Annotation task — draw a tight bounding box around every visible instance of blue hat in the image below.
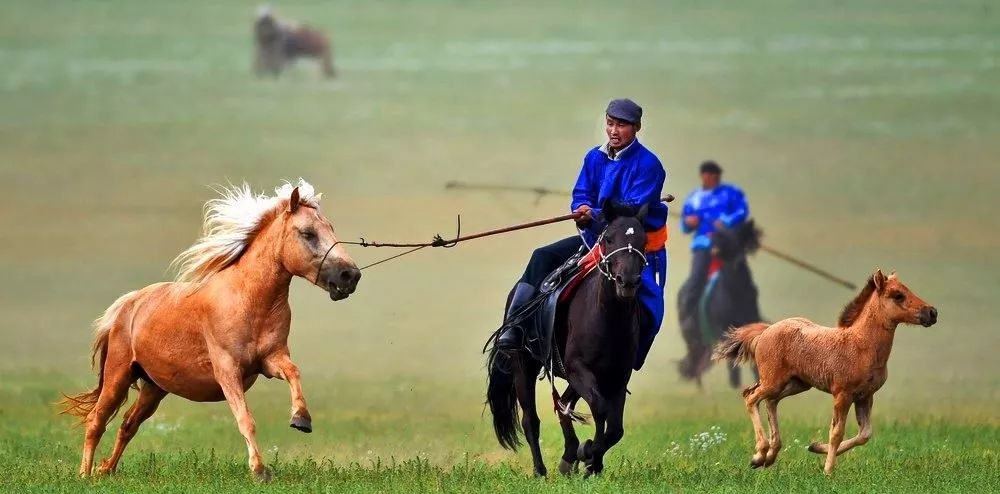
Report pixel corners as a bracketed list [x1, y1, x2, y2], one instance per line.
[606, 98, 642, 124]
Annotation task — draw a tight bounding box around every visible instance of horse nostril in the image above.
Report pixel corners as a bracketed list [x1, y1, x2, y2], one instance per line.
[928, 307, 938, 319]
[340, 267, 361, 286]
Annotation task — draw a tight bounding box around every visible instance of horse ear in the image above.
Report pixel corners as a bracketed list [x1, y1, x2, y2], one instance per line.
[872, 269, 887, 292]
[288, 186, 301, 214]
[600, 198, 616, 222]
[636, 203, 650, 222]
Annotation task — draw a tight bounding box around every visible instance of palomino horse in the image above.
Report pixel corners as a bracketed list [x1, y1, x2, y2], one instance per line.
[487, 203, 650, 477]
[715, 269, 937, 474]
[60, 179, 360, 481]
[677, 220, 763, 388]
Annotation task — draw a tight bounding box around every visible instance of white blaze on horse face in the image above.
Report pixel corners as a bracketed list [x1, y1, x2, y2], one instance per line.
[626, 227, 635, 236]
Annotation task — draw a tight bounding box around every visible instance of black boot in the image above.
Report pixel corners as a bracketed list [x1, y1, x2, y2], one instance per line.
[496, 282, 536, 350]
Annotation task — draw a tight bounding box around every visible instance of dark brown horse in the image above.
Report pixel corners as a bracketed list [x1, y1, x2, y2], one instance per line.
[677, 220, 763, 388]
[486, 203, 649, 477]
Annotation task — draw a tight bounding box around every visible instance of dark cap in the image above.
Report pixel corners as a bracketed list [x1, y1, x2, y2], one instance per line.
[606, 98, 642, 124]
[699, 160, 723, 175]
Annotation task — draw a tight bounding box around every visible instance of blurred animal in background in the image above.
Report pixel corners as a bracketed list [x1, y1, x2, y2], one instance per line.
[253, 5, 335, 78]
[715, 269, 938, 474]
[677, 220, 764, 388]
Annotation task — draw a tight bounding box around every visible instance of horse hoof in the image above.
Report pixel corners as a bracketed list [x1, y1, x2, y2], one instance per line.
[558, 459, 578, 476]
[533, 467, 547, 478]
[807, 442, 823, 454]
[750, 455, 766, 469]
[290, 415, 312, 433]
[254, 468, 273, 483]
[577, 439, 593, 461]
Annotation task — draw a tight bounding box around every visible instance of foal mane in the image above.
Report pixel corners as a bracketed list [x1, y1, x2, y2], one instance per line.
[170, 178, 321, 283]
[837, 276, 877, 327]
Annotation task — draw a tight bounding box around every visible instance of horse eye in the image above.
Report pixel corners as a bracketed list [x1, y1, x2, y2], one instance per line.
[892, 292, 905, 303]
[299, 229, 317, 241]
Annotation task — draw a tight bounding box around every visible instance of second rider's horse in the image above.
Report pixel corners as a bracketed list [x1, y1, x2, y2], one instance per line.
[61, 180, 360, 481]
[486, 203, 650, 476]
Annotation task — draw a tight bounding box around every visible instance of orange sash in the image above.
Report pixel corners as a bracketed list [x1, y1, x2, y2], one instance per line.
[644, 225, 668, 252]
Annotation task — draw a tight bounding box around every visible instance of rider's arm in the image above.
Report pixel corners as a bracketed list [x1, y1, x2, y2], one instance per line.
[718, 186, 749, 228]
[622, 158, 666, 229]
[681, 192, 697, 234]
[571, 151, 598, 216]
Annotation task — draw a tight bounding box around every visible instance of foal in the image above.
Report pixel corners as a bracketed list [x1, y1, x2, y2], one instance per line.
[715, 269, 937, 474]
[61, 180, 360, 480]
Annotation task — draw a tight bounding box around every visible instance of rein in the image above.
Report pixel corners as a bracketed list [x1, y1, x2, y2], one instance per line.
[341, 195, 675, 272]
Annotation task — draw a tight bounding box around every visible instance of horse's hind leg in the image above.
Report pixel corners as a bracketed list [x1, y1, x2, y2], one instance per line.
[742, 382, 776, 469]
[263, 352, 312, 433]
[557, 388, 581, 475]
[97, 380, 167, 475]
[762, 398, 782, 466]
[511, 354, 546, 476]
[79, 347, 134, 477]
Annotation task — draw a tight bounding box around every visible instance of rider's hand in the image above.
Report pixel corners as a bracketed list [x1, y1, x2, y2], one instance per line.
[573, 205, 593, 226]
[684, 215, 700, 228]
[714, 219, 726, 230]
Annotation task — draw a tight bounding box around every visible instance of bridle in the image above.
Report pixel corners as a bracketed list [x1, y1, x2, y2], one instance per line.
[581, 226, 648, 283]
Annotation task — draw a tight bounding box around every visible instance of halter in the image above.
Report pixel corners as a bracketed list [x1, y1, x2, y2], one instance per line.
[581, 227, 648, 282]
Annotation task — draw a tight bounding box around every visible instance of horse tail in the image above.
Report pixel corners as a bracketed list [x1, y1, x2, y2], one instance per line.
[714, 322, 769, 365]
[485, 346, 521, 450]
[58, 290, 139, 423]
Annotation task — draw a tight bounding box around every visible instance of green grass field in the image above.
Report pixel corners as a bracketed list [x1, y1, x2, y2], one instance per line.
[1, 0, 998, 492]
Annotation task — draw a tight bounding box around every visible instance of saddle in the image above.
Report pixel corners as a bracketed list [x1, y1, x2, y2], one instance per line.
[505, 245, 603, 364]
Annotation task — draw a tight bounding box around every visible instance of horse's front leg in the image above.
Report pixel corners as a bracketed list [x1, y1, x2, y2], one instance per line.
[809, 394, 873, 457]
[263, 351, 312, 433]
[212, 355, 270, 482]
[566, 365, 608, 476]
[589, 390, 627, 475]
[557, 387, 581, 475]
[512, 354, 546, 477]
[821, 391, 852, 475]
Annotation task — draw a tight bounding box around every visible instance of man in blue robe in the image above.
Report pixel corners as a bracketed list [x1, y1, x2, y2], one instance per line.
[495, 98, 668, 370]
[678, 160, 749, 317]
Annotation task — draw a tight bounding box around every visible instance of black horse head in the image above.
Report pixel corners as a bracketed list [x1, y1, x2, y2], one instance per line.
[597, 200, 649, 299]
[712, 219, 762, 261]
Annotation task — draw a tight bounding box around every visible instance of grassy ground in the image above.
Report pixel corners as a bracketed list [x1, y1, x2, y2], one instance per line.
[1, 0, 998, 492]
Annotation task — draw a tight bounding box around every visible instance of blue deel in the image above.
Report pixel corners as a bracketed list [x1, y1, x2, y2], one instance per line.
[680, 183, 749, 251]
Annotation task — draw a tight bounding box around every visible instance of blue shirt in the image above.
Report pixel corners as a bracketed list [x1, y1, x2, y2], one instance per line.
[570, 139, 668, 248]
[680, 183, 749, 251]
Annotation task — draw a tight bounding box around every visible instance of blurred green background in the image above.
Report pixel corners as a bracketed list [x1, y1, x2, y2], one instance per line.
[0, 0, 997, 491]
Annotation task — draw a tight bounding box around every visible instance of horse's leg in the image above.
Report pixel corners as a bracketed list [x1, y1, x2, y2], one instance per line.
[762, 398, 782, 466]
[566, 366, 607, 476]
[742, 382, 774, 468]
[512, 354, 546, 477]
[96, 381, 167, 474]
[79, 348, 133, 477]
[821, 391, 852, 475]
[589, 390, 627, 475]
[263, 352, 312, 433]
[213, 359, 269, 482]
[557, 387, 581, 475]
[809, 394, 873, 456]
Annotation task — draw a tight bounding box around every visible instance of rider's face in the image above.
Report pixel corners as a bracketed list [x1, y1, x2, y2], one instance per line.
[605, 116, 638, 150]
[701, 172, 721, 189]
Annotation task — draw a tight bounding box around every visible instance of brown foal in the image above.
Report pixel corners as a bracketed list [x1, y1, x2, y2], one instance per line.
[715, 269, 937, 474]
[60, 180, 360, 481]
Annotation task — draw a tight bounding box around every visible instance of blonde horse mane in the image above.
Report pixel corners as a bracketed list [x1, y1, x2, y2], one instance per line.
[170, 178, 321, 283]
